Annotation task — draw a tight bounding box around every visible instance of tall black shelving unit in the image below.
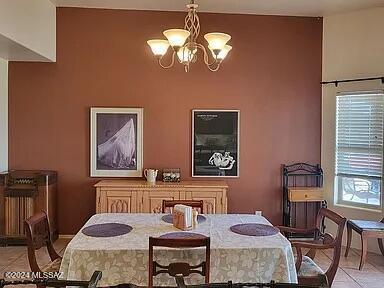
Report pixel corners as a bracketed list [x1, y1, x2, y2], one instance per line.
[282, 163, 326, 236]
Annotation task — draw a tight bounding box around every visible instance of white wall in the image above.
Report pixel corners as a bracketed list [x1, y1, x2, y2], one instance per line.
[0, 58, 7, 172]
[322, 7, 384, 253]
[0, 0, 56, 61]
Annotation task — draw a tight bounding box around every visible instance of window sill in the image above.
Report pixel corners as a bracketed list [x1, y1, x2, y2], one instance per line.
[334, 203, 382, 213]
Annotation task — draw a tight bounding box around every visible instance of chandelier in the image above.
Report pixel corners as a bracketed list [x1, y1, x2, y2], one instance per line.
[147, 0, 232, 72]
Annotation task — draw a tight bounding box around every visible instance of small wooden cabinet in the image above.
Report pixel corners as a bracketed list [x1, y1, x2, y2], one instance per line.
[95, 180, 228, 214]
[0, 170, 58, 246]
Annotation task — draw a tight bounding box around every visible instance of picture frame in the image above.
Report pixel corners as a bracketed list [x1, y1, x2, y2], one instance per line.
[90, 107, 143, 177]
[192, 109, 240, 177]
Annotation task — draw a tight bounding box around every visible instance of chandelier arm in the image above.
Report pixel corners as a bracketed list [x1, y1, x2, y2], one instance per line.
[206, 62, 222, 72]
[158, 51, 176, 69]
[196, 44, 217, 67]
[196, 43, 222, 71]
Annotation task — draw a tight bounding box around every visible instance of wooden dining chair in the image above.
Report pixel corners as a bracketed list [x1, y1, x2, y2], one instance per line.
[24, 211, 62, 275]
[148, 235, 210, 288]
[277, 208, 346, 287]
[162, 200, 204, 214]
[344, 217, 384, 270]
[174, 275, 328, 288]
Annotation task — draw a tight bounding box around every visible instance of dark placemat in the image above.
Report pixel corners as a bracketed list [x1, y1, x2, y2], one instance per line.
[230, 223, 279, 236]
[82, 223, 132, 237]
[159, 232, 207, 239]
[161, 214, 206, 224]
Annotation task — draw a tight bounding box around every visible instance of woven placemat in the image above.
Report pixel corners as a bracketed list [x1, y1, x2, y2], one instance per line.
[159, 232, 207, 239]
[82, 223, 133, 237]
[161, 214, 206, 224]
[230, 223, 279, 236]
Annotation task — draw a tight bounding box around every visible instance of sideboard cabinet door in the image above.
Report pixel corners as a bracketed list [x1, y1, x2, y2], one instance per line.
[185, 189, 226, 214]
[142, 190, 181, 213]
[98, 190, 137, 213]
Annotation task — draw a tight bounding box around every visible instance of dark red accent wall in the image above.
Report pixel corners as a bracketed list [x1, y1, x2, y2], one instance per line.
[8, 8, 322, 234]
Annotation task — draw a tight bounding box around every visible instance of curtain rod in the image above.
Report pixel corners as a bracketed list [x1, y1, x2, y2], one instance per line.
[321, 76, 384, 87]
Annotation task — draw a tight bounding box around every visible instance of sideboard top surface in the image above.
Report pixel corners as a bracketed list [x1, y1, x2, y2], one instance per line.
[94, 180, 228, 188]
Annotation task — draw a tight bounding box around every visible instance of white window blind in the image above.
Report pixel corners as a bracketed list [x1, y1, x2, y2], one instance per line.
[336, 91, 384, 179]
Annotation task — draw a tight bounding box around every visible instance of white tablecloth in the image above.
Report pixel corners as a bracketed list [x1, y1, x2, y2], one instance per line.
[59, 213, 297, 286]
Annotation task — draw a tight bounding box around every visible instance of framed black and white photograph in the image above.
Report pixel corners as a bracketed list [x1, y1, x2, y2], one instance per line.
[90, 107, 143, 177]
[192, 110, 240, 177]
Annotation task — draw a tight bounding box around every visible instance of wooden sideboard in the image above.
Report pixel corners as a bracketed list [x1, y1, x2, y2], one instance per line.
[95, 180, 228, 214]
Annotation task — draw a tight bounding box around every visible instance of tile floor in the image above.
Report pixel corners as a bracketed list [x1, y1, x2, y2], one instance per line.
[0, 239, 383, 287]
[0, 238, 69, 287]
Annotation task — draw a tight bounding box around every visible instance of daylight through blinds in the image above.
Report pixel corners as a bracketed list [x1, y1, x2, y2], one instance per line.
[336, 91, 384, 178]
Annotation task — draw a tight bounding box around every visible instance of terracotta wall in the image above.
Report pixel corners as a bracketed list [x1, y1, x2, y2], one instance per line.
[8, 8, 322, 234]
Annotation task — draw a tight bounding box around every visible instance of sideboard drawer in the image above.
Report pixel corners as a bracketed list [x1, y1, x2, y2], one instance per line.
[288, 187, 324, 202]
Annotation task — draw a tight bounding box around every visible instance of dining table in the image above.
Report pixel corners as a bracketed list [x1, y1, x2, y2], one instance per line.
[59, 213, 297, 287]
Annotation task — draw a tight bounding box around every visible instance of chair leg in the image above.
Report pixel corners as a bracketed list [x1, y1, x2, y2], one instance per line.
[345, 223, 352, 257]
[359, 234, 368, 270]
[378, 238, 384, 256]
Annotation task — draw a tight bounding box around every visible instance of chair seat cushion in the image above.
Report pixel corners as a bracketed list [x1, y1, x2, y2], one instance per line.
[41, 257, 62, 273]
[296, 256, 324, 277]
[349, 220, 384, 231]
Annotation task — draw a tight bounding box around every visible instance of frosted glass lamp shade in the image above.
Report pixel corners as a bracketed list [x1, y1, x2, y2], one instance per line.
[177, 46, 196, 63]
[204, 33, 231, 50]
[147, 40, 170, 56]
[163, 29, 190, 47]
[210, 44, 232, 60]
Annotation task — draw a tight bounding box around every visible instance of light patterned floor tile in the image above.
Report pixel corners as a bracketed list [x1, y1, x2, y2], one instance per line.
[332, 281, 362, 288]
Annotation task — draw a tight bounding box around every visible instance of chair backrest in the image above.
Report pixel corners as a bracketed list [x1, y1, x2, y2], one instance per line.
[24, 211, 61, 272]
[175, 276, 328, 288]
[162, 200, 204, 214]
[315, 208, 346, 245]
[148, 236, 210, 288]
[314, 208, 346, 285]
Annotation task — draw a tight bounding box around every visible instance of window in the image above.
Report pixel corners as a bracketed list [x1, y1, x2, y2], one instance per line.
[335, 91, 384, 209]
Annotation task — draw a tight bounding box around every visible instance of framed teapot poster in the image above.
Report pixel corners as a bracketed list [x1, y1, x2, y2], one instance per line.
[90, 107, 143, 177]
[192, 110, 239, 177]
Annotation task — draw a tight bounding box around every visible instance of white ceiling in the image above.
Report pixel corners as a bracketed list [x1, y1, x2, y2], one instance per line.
[50, 0, 384, 17]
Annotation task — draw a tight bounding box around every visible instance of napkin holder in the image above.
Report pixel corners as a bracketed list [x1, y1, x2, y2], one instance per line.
[173, 210, 193, 231]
